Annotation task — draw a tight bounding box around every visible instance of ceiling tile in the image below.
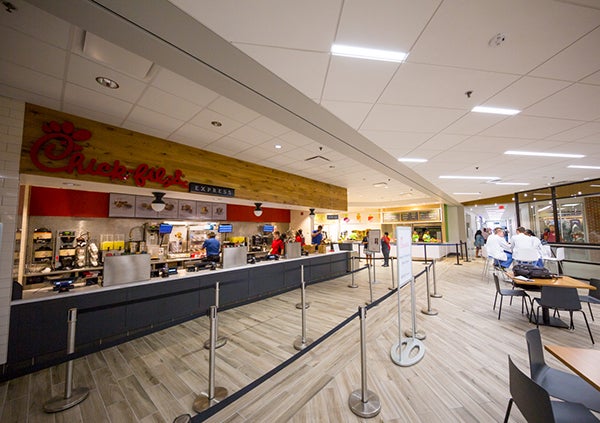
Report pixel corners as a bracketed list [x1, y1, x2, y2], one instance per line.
[443, 113, 507, 135]
[168, 123, 222, 148]
[137, 86, 203, 121]
[0, 83, 60, 111]
[530, 26, 600, 81]
[0, 60, 62, 100]
[228, 125, 274, 146]
[235, 43, 330, 100]
[64, 82, 133, 118]
[360, 130, 432, 152]
[208, 96, 260, 123]
[189, 108, 243, 135]
[523, 83, 600, 121]
[62, 102, 124, 127]
[247, 116, 292, 137]
[323, 56, 398, 103]
[582, 69, 600, 85]
[415, 134, 468, 151]
[121, 121, 172, 140]
[67, 54, 148, 103]
[170, 0, 341, 51]
[205, 135, 254, 156]
[320, 101, 372, 129]
[362, 104, 464, 132]
[0, 26, 66, 79]
[380, 63, 518, 109]
[481, 115, 584, 139]
[151, 68, 219, 107]
[546, 122, 600, 142]
[126, 105, 185, 133]
[483, 76, 571, 111]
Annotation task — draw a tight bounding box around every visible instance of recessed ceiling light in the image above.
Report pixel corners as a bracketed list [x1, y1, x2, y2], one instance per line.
[274, 144, 282, 149]
[439, 175, 499, 180]
[471, 106, 520, 115]
[453, 192, 481, 195]
[568, 165, 600, 169]
[331, 44, 408, 63]
[505, 150, 585, 158]
[373, 182, 388, 188]
[494, 182, 530, 186]
[211, 121, 222, 127]
[95, 76, 119, 89]
[398, 158, 427, 163]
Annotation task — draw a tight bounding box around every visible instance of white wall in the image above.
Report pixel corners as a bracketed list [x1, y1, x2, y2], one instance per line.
[445, 205, 466, 244]
[0, 97, 24, 364]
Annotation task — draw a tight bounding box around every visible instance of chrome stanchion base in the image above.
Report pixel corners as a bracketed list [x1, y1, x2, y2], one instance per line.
[390, 338, 425, 367]
[295, 302, 311, 309]
[203, 337, 228, 349]
[430, 293, 443, 298]
[192, 387, 228, 413]
[293, 336, 313, 351]
[348, 389, 381, 418]
[173, 414, 192, 423]
[43, 387, 89, 413]
[347, 284, 359, 288]
[421, 308, 438, 316]
[404, 328, 426, 340]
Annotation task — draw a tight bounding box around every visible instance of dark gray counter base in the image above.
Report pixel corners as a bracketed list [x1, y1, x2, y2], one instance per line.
[3, 253, 349, 381]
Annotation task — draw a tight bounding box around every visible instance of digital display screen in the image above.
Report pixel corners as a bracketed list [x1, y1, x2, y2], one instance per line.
[159, 223, 173, 234]
[262, 224, 274, 233]
[218, 224, 233, 233]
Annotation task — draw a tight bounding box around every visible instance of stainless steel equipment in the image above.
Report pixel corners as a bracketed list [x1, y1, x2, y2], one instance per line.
[55, 230, 77, 270]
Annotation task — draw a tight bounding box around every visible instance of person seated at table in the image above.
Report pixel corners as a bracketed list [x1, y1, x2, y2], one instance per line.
[486, 227, 513, 268]
[269, 231, 285, 255]
[525, 229, 544, 267]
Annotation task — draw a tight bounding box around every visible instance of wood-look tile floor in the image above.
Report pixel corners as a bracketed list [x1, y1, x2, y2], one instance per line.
[1, 258, 599, 422]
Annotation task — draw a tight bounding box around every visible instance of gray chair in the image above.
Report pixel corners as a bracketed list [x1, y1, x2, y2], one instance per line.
[493, 274, 530, 320]
[579, 278, 600, 321]
[504, 355, 599, 423]
[534, 286, 594, 344]
[525, 328, 600, 413]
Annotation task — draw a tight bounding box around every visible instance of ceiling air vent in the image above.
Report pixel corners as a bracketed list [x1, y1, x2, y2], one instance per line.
[305, 155, 331, 164]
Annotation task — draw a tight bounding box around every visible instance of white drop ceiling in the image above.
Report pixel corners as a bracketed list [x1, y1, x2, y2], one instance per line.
[2, 0, 600, 211]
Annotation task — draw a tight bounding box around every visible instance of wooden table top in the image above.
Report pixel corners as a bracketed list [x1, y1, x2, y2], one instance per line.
[545, 344, 600, 391]
[507, 273, 595, 290]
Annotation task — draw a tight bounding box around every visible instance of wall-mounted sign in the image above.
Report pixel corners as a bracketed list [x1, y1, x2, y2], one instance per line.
[326, 214, 339, 220]
[189, 182, 235, 197]
[400, 211, 419, 222]
[29, 120, 189, 189]
[418, 209, 440, 221]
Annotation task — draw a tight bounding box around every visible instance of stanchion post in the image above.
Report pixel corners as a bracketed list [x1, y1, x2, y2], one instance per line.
[430, 259, 442, 298]
[391, 277, 425, 366]
[388, 256, 395, 290]
[349, 306, 381, 418]
[44, 308, 89, 413]
[454, 243, 462, 266]
[421, 266, 438, 316]
[296, 265, 311, 308]
[366, 262, 373, 305]
[193, 306, 228, 412]
[348, 255, 358, 288]
[423, 244, 428, 264]
[204, 282, 228, 349]
[294, 265, 314, 350]
[463, 240, 470, 262]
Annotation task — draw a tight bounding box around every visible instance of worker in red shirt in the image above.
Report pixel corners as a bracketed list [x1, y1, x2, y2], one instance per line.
[269, 231, 285, 255]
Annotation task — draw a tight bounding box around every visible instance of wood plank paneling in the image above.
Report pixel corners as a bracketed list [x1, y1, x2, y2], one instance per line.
[21, 104, 347, 210]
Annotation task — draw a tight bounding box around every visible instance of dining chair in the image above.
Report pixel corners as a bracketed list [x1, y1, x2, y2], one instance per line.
[513, 247, 541, 264]
[525, 329, 600, 413]
[481, 245, 494, 281]
[579, 278, 600, 321]
[493, 274, 529, 320]
[543, 247, 565, 274]
[534, 286, 594, 344]
[504, 355, 599, 423]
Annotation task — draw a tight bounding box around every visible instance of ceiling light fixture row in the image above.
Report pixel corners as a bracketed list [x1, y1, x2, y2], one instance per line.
[95, 76, 119, 89]
[330, 44, 408, 63]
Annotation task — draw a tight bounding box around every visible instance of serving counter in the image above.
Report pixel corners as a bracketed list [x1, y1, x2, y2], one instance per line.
[5, 251, 350, 380]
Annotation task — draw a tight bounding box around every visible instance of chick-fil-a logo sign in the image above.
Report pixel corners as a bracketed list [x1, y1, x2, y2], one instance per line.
[30, 120, 189, 189]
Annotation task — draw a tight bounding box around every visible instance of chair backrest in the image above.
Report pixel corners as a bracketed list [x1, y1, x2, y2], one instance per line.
[589, 278, 600, 300]
[525, 329, 547, 380]
[493, 273, 501, 293]
[513, 247, 540, 262]
[481, 245, 488, 257]
[507, 356, 555, 423]
[539, 286, 581, 311]
[555, 247, 565, 261]
[541, 244, 552, 258]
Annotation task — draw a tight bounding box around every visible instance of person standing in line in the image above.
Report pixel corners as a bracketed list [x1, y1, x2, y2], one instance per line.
[381, 231, 391, 266]
[362, 230, 373, 266]
[474, 230, 485, 258]
[311, 225, 323, 246]
[482, 227, 490, 243]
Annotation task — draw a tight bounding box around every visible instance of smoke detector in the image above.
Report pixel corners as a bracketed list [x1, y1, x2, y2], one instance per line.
[488, 33, 507, 48]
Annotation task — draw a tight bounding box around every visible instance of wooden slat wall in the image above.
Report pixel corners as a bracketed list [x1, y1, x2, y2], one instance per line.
[20, 104, 347, 210]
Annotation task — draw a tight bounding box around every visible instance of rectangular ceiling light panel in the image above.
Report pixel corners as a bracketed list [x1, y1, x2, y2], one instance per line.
[331, 44, 408, 63]
[471, 106, 520, 115]
[505, 151, 585, 158]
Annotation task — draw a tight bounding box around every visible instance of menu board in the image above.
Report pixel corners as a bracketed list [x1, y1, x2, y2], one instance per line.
[418, 209, 440, 221]
[382, 212, 399, 222]
[211, 203, 227, 220]
[157, 198, 178, 219]
[177, 199, 198, 219]
[134, 195, 159, 218]
[108, 193, 135, 217]
[400, 211, 419, 222]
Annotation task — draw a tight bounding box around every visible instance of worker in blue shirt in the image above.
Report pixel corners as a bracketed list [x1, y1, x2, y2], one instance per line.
[203, 232, 221, 262]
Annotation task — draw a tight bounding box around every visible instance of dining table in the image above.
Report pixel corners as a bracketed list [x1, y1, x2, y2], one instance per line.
[545, 344, 600, 391]
[506, 272, 595, 327]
